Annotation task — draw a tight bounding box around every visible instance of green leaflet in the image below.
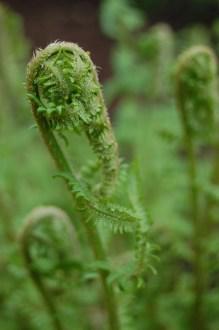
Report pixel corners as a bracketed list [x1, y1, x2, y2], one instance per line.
[57, 172, 139, 234]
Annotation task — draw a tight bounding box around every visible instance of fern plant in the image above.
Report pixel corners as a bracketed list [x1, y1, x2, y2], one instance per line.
[25, 41, 154, 330]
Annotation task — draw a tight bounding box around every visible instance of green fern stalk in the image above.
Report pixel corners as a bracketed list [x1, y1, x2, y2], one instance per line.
[26, 42, 120, 330]
[174, 46, 217, 330]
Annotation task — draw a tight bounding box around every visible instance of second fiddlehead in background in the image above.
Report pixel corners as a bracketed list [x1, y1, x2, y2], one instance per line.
[19, 206, 75, 330]
[174, 45, 218, 330]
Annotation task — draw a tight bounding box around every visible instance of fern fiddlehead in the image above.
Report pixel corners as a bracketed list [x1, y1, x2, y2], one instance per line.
[174, 46, 218, 330]
[175, 46, 217, 139]
[138, 23, 174, 101]
[26, 42, 120, 330]
[19, 206, 74, 330]
[27, 42, 119, 196]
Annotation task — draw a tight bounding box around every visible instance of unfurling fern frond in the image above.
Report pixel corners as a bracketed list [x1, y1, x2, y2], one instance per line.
[174, 46, 218, 330]
[26, 42, 119, 196]
[19, 206, 75, 330]
[26, 41, 156, 330]
[26, 42, 121, 330]
[174, 46, 218, 139]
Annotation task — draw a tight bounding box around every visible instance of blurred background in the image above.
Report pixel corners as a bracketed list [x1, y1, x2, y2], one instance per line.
[2, 0, 219, 82]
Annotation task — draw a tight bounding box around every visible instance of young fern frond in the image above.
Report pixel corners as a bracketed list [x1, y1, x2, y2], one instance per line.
[174, 46, 217, 139]
[19, 206, 74, 330]
[174, 46, 218, 330]
[26, 41, 155, 330]
[26, 42, 121, 330]
[138, 23, 174, 100]
[27, 41, 119, 196]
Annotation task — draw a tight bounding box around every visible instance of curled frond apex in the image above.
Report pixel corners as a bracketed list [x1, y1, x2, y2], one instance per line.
[19, 205, 74, 245]
[26, 41, 119, 196]
[174, 45, 218, 137]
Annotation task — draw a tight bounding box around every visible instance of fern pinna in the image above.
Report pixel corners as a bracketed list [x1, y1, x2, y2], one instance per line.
[26, 41, 154, 330]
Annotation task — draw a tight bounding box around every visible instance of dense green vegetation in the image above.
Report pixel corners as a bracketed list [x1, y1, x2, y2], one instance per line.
[2, 1, 219, 329]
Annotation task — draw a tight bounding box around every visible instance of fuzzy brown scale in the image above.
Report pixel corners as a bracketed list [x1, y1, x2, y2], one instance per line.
[27, 42, 119, 196]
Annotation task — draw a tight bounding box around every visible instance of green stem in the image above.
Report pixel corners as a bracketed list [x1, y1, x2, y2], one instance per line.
[85, 224, 120, 330]
[201, 141, 219, 308]
[181, 112, 205, 330]
[186, 137, 204, 330]
[34, 111, 120, 330]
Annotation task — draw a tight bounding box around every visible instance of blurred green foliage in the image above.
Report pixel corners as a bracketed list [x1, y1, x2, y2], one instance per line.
[2, 0, 219, 329]
[100, 1, 219, 330]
